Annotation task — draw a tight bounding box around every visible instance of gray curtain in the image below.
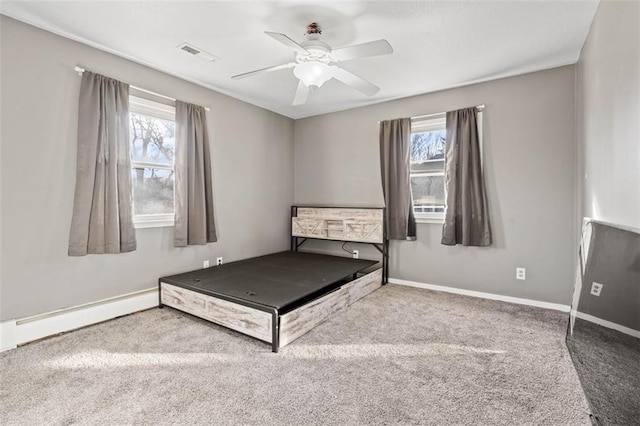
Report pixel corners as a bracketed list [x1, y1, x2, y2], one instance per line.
[174, 101, 217, 246]
[68, 72, 136, 256]
[379, 118, 416, 240]
[442, 107, 491, 246]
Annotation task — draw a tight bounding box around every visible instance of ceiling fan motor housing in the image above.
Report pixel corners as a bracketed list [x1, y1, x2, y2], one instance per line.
[297, 40, 331, 64]
[294, 37, 333, 89]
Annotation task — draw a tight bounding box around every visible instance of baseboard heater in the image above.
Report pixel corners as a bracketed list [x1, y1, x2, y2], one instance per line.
[1, 287, 158, 351]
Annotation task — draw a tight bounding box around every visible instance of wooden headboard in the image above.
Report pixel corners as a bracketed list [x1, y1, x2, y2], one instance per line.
[290, 206, 388, 283]
[291, 206, 384, 244]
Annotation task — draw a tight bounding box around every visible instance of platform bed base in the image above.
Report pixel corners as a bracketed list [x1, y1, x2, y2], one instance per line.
[160, 268, 382, 352]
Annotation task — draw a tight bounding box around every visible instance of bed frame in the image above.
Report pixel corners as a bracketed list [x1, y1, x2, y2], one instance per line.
[159, 206, 388, 352]
[290, 206, 389, 283]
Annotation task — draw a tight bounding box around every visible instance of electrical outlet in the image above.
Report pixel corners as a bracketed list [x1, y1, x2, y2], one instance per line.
[203, 260, 210, 268]
[216, 257, 223, 266]
[591, 282, 603, 296]
[353, 250, 359, 259]
[516, 267, 526, 280]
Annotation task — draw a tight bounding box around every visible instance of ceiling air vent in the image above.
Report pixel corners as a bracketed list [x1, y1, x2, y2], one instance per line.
[177, 43, 219, 62]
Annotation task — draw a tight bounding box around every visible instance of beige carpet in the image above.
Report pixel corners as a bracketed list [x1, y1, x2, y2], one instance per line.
[0, 284, 590, 425]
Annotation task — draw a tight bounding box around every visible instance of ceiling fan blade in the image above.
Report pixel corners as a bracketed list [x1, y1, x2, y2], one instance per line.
[330, 66, 380, 96]
[265, 31, 309, 54]
[231, 63, 295, 80]
[331, 39, 393, 61]
[292, 80, 310, 105]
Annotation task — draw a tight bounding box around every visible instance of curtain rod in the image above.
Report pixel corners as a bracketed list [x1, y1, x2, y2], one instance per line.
[377, 104, 485, 124]
[73, 66, 210, 111]
[411, 104, 485, 121]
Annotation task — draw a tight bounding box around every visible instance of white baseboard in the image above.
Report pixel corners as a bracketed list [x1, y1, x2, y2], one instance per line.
[1, 287, 158, 352]
[0, 320, 18, 352]
[389, 278, 571, 312]
[5, 280, 636, 352]
[573, 311, 640, 339]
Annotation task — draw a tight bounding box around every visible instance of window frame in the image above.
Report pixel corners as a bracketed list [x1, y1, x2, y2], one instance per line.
[410, 114, 447, 224]
[129, 94, 176, 229]
[409, 110, 484, 224]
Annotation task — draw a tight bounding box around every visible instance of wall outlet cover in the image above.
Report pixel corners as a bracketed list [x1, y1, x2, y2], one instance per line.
[203, 260, 210, 268]
[516, 267, 526, 280]
[590, 282, 603, 296]
[216, 257, 223, 266]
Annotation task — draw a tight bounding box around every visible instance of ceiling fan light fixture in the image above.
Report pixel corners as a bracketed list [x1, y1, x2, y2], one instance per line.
[231, 23, 392, 105]
[294, 62, 332, 89]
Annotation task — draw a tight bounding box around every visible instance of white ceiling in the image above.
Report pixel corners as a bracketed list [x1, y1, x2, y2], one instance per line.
[1, 1, 599, 119]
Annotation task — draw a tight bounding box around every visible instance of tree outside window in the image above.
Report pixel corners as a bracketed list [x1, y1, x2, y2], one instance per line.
[410, 115, 446, 219]
[129, 96, 176, 224]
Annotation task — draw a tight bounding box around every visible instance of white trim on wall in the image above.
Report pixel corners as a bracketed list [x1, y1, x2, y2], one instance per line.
[4, 278, 637, 352]
[573, 311, 640, 339]
[389, 278, 571, 312]
[0, 320, 18, 352]
[1, 287, 158, 352]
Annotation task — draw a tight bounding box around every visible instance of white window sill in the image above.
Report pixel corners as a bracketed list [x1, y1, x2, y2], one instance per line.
[133, 214, 174, 229]
[415, 216, 444, 224]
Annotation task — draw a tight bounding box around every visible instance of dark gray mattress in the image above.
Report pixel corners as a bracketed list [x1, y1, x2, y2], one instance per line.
[160, 251, 377, 313]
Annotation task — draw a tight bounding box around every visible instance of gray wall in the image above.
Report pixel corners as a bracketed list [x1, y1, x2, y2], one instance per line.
[577, 0, 640, 230]
[295, 66, 578, 305]
[7, 2, 636, 320]
[0, 16, 294, 321]
[577, 221, 640, 331]
[573, 0, 640, 329]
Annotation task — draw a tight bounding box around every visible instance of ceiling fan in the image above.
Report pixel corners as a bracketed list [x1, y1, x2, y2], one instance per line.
[231, 23, 393, 105]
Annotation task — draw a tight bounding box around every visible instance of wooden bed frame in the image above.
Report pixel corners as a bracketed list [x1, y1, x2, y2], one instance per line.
[159, 206, 387, 352]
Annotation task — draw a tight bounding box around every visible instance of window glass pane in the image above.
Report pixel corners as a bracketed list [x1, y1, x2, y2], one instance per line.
[410, 130, 446, 167]
[130, 112, 175, 165]
[132, 168, 174, 215]
[411, 174, 445, 210]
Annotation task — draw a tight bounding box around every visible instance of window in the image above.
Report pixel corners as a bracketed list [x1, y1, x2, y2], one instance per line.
[129, 94, 176, 228]
[410, 114, 446, 222]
